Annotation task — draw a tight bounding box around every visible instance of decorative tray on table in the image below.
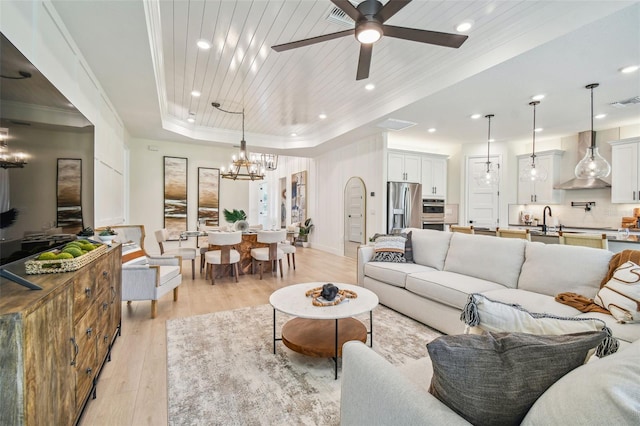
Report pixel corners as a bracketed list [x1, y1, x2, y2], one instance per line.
[24, 240, 107, 274]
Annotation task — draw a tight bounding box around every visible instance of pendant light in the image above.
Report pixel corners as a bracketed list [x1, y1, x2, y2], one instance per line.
[574, 83, 611, 179]
[474, 114, 499, 187]
[519, 101, 547, 182]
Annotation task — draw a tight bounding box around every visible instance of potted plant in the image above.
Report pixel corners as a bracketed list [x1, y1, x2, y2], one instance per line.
[98, 226, 117, 243]
[298, 218, 314, 247]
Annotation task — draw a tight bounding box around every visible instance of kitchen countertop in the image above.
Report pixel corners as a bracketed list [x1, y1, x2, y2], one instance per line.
[473, 225, 640, 245]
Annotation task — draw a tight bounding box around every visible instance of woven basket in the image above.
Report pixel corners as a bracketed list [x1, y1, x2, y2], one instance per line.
[25, 243, 108, 274]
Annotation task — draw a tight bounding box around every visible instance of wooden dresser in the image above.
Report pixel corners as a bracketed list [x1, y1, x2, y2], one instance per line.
[0, 243, 122, 425]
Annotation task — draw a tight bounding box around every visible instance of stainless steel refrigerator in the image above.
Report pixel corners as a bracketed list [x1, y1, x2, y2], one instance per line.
[387, 181, 422, 234]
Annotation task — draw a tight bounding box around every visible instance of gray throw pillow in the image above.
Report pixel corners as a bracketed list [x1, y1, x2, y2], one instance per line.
[426, 330, 606, 426]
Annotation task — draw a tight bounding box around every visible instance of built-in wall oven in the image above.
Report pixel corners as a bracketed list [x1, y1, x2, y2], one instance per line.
[422, 198, 445, 231]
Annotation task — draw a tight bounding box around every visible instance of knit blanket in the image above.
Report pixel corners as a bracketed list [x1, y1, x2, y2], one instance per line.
[555, 249, 640, 314]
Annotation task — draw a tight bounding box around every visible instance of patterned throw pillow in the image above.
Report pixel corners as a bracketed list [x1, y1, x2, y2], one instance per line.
[461, 293, 618, 358]
[371, 231, 413, 263]
[427, 330, 607, 426]
[371, 235, 407, 263]
[594, 261, 640, 323]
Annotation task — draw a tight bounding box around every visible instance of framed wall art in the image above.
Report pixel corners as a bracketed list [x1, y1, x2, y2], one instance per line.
[279, 176, 286, 228]
[197, 167, 220, 227]
[56, 158, 84, 234]
[164, 156, 188, 240]
[291, 170, 306, 224]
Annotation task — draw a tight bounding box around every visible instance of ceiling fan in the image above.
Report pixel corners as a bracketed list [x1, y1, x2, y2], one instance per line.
[271, 0, 469, 80]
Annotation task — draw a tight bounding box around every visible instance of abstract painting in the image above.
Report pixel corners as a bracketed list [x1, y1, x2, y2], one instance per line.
[279, 177, 286, 228]
[198, 167, 220, 226]
[56, 158, 83, 234]
[291, 170, 306, 224]
[164, 156, 188, 240]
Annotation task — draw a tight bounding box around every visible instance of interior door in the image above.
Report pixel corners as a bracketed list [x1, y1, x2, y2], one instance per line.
[344, 177, 366, 259]
[466, 156, 500, 228]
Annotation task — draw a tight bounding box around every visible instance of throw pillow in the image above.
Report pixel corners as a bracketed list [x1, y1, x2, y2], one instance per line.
[460, 293, 618, 357]
[594, 261, 640, 323]
[371, 231, 414, 263]
[427, 330, 607, 426]
[121, 244, 148, 265]
[371, 235, 407, 263]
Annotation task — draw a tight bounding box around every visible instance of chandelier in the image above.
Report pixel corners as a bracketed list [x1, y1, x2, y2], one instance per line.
[0, 128, 28, 169]
[212, 102, 273, 181]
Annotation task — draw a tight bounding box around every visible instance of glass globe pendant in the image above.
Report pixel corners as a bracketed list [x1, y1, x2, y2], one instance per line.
[520, 101, 547, 182]
[575, 84, 611, 179]
[474, 114, 500, 187]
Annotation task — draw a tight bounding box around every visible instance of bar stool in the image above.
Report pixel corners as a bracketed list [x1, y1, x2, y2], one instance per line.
[204, 231, 242, 285]
[251, 230, 286, 279]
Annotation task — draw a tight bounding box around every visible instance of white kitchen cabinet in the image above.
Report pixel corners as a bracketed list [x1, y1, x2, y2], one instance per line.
[517, 150, 564, 204]
[610, 138, 640, 203]
[421, 156, 447, 198]
[388, 151, 421, 183]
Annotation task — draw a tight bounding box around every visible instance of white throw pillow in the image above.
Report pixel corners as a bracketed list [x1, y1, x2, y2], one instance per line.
[594, 261, 640, 323]
[461, 293, 619, 358]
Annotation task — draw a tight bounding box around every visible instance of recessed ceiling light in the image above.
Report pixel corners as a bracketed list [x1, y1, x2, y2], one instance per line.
[365, 83, 375, 91]
[531, 94, 545, 101]
[191, 90, 201, 97]
[187, 117, 195, 123]
[620, 65, 639, 74]
[456, 20, 473, 32]
[489, 138, 495, 143]
[197, 39, 211, 50]
[594, 113, 607, 119]
[290, 133, 297, 137]
[318, 113, 327, 120]
[470, 114, 482, 119]
[427, 128, 436, 133]
[534, 127, 543, 132]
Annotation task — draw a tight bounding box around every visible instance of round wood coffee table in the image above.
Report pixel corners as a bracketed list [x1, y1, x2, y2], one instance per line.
[269, 282, 379, 379]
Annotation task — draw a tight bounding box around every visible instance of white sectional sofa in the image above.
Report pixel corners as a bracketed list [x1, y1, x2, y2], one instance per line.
[357, 228, 640, 344]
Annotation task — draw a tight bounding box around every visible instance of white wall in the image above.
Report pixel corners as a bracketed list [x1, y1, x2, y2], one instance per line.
[2, 0, 127, 228]
[128, 138, 250, 254]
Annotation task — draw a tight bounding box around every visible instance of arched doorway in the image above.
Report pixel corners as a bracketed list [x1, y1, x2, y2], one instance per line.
[343, 177, 366, 259]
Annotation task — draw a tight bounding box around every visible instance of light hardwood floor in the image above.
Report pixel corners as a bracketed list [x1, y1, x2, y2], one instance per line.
[78, 247, 357, 425]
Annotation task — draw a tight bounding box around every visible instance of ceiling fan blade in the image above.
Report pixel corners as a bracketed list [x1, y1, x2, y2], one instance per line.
[356, 43, 373, 80]
[375, 0, 412, 23]
[382, 25, 468, 48]
[330, 0, 363, 22]
[272, 29, 354, 52]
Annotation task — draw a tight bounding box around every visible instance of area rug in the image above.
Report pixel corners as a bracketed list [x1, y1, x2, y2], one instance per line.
[166, 304, 441, 425]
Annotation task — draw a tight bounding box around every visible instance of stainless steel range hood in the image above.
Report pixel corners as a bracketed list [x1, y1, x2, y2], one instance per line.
[554, 131, 611, 190]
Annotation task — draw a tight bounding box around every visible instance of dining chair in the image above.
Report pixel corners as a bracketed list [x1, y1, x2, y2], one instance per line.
[204, 231, 242, 285]
[251, 230, 286, 279]
[154, 228, 197, 279]
[495, 227, 531, 241]
[558, 232, 608, 249]
[450, 225, 474, 234]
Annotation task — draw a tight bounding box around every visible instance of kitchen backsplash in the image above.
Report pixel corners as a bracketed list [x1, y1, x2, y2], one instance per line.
[508, 188, 639, 229]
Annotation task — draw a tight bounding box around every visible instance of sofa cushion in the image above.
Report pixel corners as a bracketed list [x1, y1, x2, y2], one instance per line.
[406, 271, 505, 310]
[522, 339, 640, 425]
[406, 228, 452, 270]
[364, 262, 435, 288]
[427, 330, 607, 426]
[517, 242, 612, 298]
[574, 312, 640, 345]
[443, 233, 526, 288]
[462, 293, 618, 358]
[594, 261, 640, 323]
[482, 288, 582, 318]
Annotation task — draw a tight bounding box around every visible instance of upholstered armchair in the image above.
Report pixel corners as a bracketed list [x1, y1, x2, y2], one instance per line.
[121, 244, 183, 318]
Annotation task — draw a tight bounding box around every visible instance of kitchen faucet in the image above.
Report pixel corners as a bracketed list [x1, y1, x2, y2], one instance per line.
[542, 206, 552, 234]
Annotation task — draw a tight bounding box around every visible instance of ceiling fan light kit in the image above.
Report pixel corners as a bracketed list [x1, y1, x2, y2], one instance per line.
[574, 83, 611, 180]
[271, 0, 468, 80]
[520, 101, 548, 182]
